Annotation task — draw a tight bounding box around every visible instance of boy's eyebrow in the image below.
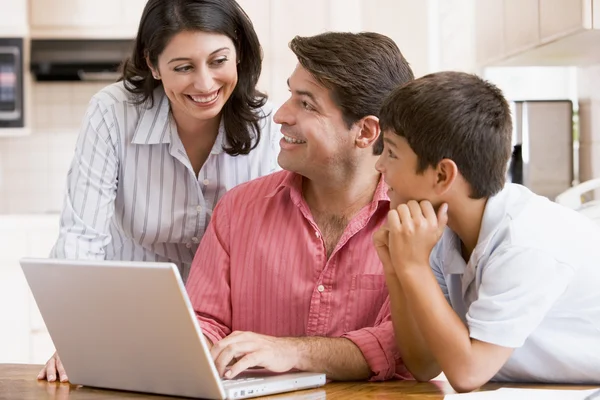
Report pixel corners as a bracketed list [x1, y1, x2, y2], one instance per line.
[383, 137, 398, 148]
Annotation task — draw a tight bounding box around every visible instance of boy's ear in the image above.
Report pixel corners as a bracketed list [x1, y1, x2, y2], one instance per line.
[355, 115, 380, 149]
[434, 158, 458, 195]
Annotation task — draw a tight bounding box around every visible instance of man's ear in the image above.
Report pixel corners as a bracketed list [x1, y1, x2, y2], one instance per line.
[146, 55, 160, 80]
[434, 158, 459, 195]
[355, 115, 380, 149]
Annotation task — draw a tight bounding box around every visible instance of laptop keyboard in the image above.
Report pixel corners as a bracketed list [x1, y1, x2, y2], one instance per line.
[222, 377, 265, 387]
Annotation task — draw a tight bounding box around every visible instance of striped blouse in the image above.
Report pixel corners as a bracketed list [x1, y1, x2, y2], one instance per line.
[50, 82, 281, 281]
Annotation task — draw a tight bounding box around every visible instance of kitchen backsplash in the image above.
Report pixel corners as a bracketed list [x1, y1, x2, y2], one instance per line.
[0, 81, 105, 214]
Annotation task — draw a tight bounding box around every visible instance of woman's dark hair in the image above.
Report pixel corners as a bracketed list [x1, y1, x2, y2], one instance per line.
[120, 0, 267, 155]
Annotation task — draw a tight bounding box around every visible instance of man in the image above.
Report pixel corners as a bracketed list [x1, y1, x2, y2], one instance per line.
[374, 71, 600, 392]
[185, 32, 414, 381]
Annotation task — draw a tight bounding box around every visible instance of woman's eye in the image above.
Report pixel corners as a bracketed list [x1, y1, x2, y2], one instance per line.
[212, 57, 228, 66]
[174, 65, 193, 73]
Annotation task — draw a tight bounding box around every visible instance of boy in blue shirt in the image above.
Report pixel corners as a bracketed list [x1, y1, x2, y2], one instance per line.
[374, 71, 600, 392]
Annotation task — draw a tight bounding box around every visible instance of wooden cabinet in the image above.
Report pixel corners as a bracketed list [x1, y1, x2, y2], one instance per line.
[475, 0, 505, 65]
[539, 0, 587, 42]
[504, 0, 539, 55]
[476, 0, 599, 66]
[29, 0, 147, 39]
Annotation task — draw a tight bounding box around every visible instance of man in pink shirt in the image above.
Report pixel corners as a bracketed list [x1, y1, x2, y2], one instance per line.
[185, 32, 414, 381]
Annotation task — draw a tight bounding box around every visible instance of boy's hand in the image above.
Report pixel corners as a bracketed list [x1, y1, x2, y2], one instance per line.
[373, 222, 396, 276]
[387, 200, 448, 273]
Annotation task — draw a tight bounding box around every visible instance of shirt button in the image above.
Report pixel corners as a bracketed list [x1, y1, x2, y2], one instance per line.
[317, 285, 325, 293]
[315, 231, 321, 239]
[185, 243, 192, 249]
[196, 205, 203, 213]
[192, 237, 199, 243]
[203, 179, 210, 186]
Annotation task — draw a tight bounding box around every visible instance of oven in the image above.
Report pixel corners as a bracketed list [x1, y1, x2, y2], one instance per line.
[0, 38, 24, 128]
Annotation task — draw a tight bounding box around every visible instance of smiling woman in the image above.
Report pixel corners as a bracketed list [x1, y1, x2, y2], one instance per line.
[41, 0, 281, 384]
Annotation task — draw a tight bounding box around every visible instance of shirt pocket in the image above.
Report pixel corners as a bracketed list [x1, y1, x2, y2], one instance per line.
[344, 274, 388, 332]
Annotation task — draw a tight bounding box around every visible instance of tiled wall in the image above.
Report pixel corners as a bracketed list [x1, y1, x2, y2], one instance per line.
[0, 81, 106, 214]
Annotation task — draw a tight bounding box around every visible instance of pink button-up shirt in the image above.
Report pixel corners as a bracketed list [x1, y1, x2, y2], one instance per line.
[186, 170, 409, 381]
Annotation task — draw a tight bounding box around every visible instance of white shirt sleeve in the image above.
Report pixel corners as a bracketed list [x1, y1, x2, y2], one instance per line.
[467, 245, 576, 348]
[50, 98, 119, 259]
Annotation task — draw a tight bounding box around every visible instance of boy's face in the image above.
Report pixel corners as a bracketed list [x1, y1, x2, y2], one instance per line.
[376, 131, 438, 209]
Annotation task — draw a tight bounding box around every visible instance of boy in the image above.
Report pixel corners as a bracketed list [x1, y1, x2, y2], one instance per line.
[374, 71, 600, 392]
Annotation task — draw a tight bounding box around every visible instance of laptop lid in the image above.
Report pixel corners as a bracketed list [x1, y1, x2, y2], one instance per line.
[20, 258, 226, 399]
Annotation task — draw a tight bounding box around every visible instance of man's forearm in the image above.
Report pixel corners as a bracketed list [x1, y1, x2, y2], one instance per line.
[288, 336, 372, 381]
[386, 271, 440, 381]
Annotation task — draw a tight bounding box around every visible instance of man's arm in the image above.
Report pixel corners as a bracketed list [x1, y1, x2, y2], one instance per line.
[186, 198, 234, 345]
[210, 331, 371, 381]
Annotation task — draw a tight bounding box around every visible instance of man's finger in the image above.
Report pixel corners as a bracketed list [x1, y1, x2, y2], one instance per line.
[214, 341, 258, 377]
[224, 352, 262, 380]
[211, 332, 249, 360]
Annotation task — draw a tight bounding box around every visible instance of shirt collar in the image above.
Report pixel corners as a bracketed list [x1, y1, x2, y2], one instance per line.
[131, 85, 171, 145]
[131, 85, 226, 154]
[265, 171, 390, 208]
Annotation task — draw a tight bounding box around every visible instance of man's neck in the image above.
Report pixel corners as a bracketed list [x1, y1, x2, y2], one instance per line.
[446, 196, 488, 263]
[302, 162, 381, 220]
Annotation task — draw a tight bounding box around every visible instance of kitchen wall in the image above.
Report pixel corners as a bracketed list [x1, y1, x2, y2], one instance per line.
[578, 64, 600, 198]
[0, 0, 451, 215]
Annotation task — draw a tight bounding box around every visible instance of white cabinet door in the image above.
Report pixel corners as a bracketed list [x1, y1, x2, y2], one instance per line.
[30, 0, 121, 28]
[539, 0, 586, 42]
[593, 0, 600, 27]
[0, 0, 27, 35]
[29, 0, 139, 38]
[475, 0, 505, 65]
[503, 0, 539, 56]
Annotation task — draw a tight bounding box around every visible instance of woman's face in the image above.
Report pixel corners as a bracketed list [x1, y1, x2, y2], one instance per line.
[150, 30, 238, 127]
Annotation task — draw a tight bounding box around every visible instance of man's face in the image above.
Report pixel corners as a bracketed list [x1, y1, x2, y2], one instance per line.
[273, 64, 359, 178]
[376, 131, 438, 209]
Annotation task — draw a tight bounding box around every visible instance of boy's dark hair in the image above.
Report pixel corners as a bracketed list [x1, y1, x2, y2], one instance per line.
[120, 0, 266, 156]
[380, 71, 512, 199]
[289, 32, 414, 155]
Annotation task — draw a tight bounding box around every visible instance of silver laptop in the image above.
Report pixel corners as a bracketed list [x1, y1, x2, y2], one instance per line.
[20, 258, 326, 399]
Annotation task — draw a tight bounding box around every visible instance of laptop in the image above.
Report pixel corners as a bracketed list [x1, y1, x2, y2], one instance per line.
[20, 258, 326, 399]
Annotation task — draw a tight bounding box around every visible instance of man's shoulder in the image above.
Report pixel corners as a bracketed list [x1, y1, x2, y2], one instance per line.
[219, 170, 291, 207]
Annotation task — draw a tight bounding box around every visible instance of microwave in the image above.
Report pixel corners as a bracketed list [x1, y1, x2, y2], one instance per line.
[0, 38, 24, 128]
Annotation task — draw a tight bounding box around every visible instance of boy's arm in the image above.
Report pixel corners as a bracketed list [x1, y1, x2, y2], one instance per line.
[397, 267, 513, 392]
[386, 201, 575, 393]
[374, 225, 440, 381]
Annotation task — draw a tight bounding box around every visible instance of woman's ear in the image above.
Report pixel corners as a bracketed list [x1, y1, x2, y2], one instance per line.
[434, 158, 459, 195]
[146, 56, 160, 80]
[355, 115, 380, 149]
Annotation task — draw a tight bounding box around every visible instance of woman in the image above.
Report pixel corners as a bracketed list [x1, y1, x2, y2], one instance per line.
[40, 0, 280, 382]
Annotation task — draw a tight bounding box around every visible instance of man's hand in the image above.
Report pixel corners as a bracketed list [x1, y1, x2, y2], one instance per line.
[211, 331, 298, 379]
[387, 200, 448, 273]
[38, 352, 68, 382]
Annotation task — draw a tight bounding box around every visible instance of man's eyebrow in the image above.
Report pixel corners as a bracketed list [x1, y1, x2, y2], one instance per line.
[287, 78, 321, 107]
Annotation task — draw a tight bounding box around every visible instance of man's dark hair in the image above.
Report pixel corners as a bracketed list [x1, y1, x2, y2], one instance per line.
[289, 32, 414, 155]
